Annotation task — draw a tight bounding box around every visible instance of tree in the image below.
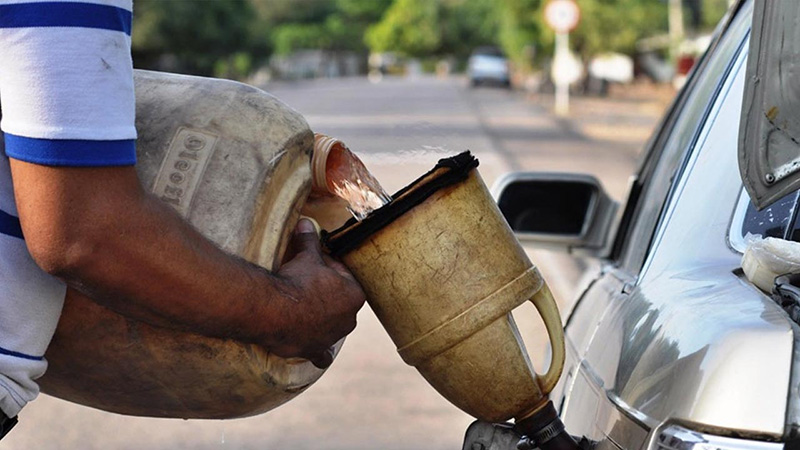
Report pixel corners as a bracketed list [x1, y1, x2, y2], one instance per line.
[132, 0, 257, 76]
[128, 0, 681, 80]
[271, 24, 330, 55]
[327, 0, 394, 52]
[259, 0, 391, 55]
[335, 0, 394, 22]
[570, 0, 668, 60]
[365, 0, 442, 57]
[495, 0, 548, 71]
[439, 0, 502, 60]
[364, 0, 502, 61]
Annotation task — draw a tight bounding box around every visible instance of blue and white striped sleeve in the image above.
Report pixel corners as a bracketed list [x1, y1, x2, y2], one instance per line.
[0, 0, 136, 166]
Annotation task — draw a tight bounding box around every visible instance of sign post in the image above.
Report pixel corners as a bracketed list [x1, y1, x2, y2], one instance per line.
[544, 0, 581, 116]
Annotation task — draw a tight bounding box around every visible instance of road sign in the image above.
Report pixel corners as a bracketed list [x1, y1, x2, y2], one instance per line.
[545, 0, 581, 33]
[545, 0, 580, 116]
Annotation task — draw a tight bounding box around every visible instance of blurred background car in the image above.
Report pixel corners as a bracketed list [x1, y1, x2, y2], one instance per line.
[467, 46, 511, 88]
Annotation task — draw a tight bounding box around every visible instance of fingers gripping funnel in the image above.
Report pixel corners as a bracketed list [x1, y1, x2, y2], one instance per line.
[324, 152, 566, 423]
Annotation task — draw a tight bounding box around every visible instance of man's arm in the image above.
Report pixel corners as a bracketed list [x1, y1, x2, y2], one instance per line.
[10, 160, 365, 368]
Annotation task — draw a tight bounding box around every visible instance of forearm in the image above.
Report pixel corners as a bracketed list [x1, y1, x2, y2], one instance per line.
[11, 161, 282, 346]
[62, 192, 282, 343]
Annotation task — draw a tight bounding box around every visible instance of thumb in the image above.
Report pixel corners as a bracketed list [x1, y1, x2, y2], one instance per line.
[291, 218, 324, 262]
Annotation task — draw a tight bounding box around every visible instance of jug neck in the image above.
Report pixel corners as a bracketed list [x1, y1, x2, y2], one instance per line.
[311, 133, 344, 195]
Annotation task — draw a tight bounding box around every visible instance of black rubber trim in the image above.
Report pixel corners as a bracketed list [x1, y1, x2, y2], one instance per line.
[323, 151, 478, 258]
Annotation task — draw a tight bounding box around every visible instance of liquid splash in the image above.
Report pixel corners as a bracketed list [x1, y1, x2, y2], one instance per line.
[325, 146, 391, 221]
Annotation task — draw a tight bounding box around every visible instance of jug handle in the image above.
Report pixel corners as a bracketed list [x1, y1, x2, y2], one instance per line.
[529, 283, 565, 394]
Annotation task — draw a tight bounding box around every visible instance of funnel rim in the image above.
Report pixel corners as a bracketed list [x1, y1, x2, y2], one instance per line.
[322, 151, 479, 257]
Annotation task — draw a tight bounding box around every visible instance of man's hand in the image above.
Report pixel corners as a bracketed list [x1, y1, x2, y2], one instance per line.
[10, 160, 365, 369]
[267, 219, 365, 368]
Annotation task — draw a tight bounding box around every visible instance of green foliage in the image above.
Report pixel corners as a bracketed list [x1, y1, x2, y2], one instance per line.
[335, 0, 394, 20]
[330, 0, 394, 51]
[365, 0, 504, 60]
[272, 23, 329, 55]
[132, 0, 257, 76]
[495, 0, 547, 71]
[129, 0, 685, 79]
[700, 0, 730, 30]
[132, 0, 393, 77]
[266, 0, 391, 55]
[364, 0, 670, 72]
[249, 0, 335, 24]
[365, 0, 442, 57]
[439, 0, 501, 59]
[570, 0, 668, 59]
[214, 52, 253, 79]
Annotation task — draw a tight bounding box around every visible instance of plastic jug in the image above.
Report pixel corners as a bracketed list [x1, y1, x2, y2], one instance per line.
[38, 70, 338, 419]
[324, 152, 566, 424]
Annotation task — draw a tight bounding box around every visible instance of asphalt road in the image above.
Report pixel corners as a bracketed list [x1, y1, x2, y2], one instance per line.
[2, 75, 661, 450]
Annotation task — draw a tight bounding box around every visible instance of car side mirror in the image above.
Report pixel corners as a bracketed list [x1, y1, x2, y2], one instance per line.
[492, 172, 618, 256]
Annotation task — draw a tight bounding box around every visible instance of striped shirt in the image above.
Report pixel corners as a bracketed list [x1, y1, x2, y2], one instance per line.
[0, 0, 136, 417]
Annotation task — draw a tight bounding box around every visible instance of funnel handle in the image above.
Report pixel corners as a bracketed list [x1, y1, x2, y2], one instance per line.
[529, 282, 565, 394]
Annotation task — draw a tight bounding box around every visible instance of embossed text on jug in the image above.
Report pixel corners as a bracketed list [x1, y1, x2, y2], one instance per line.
[152, 128, 219, 217]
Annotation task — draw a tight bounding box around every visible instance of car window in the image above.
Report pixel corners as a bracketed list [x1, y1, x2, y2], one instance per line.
[615, 1, 752, 273]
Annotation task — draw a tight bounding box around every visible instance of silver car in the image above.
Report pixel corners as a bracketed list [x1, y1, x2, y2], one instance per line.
[467, 46, 511, 88]
[469, 1, 800, 449]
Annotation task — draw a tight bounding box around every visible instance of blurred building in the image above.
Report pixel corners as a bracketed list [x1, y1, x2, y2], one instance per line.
[270, 50, 365, 80]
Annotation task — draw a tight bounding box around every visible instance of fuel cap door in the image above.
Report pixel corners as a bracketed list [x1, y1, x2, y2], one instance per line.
[739, 0, 800, 210]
